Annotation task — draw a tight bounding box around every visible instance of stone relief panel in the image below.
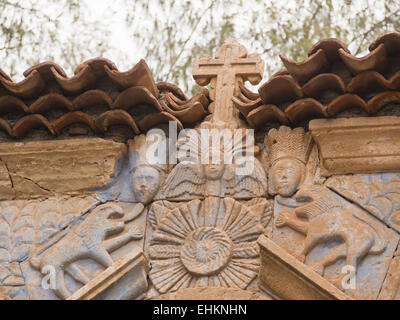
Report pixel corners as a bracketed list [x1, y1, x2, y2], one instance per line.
[146, 196, 272, 294]
[96, 134, 167, 204]
[326, 173, 400, 232]
[262, 125, 399, 299]
[379, 245, 400, 300]
[23, 201, 147, 300]
[0, 196, 99, 299]
[157, 128, 267, 201]
[273, 185, 398, 299]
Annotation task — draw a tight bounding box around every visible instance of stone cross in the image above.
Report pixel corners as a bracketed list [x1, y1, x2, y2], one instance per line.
[193, 39, 264, 128]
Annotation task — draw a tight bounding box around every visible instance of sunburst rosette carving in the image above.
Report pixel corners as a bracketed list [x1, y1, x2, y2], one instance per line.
[148, 197, 265, 294]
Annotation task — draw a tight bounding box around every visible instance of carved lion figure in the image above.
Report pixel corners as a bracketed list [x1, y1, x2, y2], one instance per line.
[276, 185, 387, 282]
[29, 203, 143, 299]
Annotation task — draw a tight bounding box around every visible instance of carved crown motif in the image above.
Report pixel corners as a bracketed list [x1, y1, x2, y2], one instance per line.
[265, 126, 312, 166]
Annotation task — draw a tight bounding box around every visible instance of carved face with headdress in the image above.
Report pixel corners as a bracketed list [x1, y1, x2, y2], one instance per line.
[265, 126, 312, 197]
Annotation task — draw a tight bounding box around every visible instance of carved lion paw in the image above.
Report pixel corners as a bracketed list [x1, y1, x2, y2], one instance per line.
[294, 251, 306, 263]
[311, 264, 324, 275]
[275, 211, 289, 228]
[128, 225, 143, 240]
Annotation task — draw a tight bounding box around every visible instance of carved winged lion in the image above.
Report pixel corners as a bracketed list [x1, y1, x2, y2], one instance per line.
[276, 185, 387, 282]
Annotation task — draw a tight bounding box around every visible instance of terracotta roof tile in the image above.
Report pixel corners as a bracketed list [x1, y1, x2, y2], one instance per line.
[72, 90, 113, 109]
[259, 75, 303, 105]
[347, 71, 391, 94]
[367, 91, 400, 114]
[338, 43, 387, 74]
[302, 73, 346, 99]
[13, 114, 54, 138]
[246, 104, 289, 128]
[279, 49, 329, 84]
[369, 31, 400, 54]
[236, 31, 400, 129]
[104, 59, 159, 97]
[307, 38, 350, 62]
[53, 111, 97, 135]
[0, 70, 45, 98]
[95, 109, 140, 134]
[0, 58, 209, 140]
[285, 98, 327, 123]
[52, 65, 96, 94]
[326, 94, 368, 116]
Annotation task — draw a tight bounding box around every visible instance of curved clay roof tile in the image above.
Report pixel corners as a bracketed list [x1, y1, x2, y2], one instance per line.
[160, 100, 207, 125]
[326, 94, 368, 116]
[389, 70, 400, 89]
[338, 43, 387, 75]
[105, 59, 159, 98]
[259, 74, 303, 105]
[369, 31, 400, 54]
[302, 73, 346, 98]
[72, 90, 113, 110]
[95, 109, 140, 134]
[0, 96, 29, 114]
[285, 98, 327, 123]
[0, 69, 12, 81]
[157, 82, 187, 100]
[308, 38, 350, 62]
[112, 86, 162, 111]
[51, 65, 96, 94]
[74, 57, 118, 77]
[246, 104, 289, 128]
[0, 70, 45, 99]
[165, 91, 209, 111]
[347, 71, 392, 94]
[0, 119, 13, 137]
[29, 93, 73, 113]
[279, 49, 329, 84]
[13, 114, 54, 138]
[367, 91, 400, 114]
[138, 111, 183, 132]
[232, 96, 263, 117]
[53, 111, 97, 135]
[23, 61, 67, 80]
[238, 82, 260, 100]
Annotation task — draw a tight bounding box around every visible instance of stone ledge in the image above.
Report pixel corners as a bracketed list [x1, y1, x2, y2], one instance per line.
[68, 247, 148, 300]
[309, 116, 400, 176]
[0, 138, 126, 200]
[257, 235, 352, 300]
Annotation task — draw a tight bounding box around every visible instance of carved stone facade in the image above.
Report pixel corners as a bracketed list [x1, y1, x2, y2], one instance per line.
[2, 34, 400, 300]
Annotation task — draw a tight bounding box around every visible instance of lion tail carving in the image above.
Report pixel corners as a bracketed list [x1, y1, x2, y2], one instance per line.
[351, 213, 387, 255]
[29, 229, 69, 269]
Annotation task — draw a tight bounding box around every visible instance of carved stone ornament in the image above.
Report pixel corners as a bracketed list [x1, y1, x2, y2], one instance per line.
[265, 126, 313, 197]
[273, 185, 398, 299]
[27, 202, 147, 299]
[158, 128, 267, 200]
[147, 197, 272, 294]
[4, 36, 400, 301]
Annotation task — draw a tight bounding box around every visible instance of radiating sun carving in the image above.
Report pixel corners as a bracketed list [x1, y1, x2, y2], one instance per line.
[148, 197, 268, 294]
